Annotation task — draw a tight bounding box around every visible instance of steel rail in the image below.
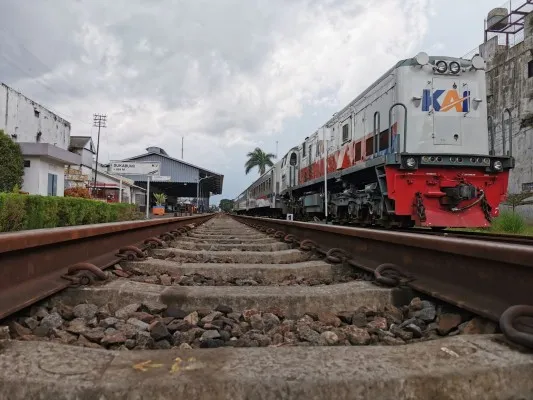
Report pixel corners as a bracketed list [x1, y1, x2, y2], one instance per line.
[0, 214, 214, 320]
[233, 215, 533, 347]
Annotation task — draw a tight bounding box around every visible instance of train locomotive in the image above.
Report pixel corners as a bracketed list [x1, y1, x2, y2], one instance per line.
[233, 52, 514, 229]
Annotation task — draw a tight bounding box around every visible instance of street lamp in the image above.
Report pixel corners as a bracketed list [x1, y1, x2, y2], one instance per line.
[197, 175, 213, 213]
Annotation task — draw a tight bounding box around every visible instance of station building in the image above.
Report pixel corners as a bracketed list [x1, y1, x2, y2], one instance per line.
[113, 146, 224, 212]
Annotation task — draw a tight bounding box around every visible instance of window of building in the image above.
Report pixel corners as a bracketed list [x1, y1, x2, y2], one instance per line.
[522, 182, 533, 192]
[24, 160, 31, 168]
[34, 109, 40, 118]
[528, 60, 533, 78]
[47, 173, 57, 196]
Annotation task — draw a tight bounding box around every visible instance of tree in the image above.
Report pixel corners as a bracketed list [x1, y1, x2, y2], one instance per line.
[219, 199, 234, 212]
[245, 147, 275, 175]
[0, 130, 24, 192]
[504, 192, 533, 213]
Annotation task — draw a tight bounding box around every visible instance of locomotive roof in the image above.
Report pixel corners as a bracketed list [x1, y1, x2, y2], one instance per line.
[324, 55, 476, 127]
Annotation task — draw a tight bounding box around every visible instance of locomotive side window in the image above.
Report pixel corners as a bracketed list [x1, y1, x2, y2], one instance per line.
[355, 141, 362, 160]
[365, 136, 374, 156]
[342, 123, 349, 142]
[290, 152, 297, 166]
[302, 143, 306, 157]
[379, 128, 389, 151]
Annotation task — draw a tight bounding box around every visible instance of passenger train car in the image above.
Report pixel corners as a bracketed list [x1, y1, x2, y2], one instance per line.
[233, 52, 514, 228]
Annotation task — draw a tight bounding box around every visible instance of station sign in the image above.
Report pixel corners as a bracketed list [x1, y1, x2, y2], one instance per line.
[109, 161, 161, 176]
[151, 175, 171, 182]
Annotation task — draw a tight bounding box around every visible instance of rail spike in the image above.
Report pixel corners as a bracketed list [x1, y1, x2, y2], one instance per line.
[117, 245, 146, 261]
[374, 263, 412, 287]
[326, 248, 350, 264]
[61, 262, 107, 286]
[159, 232, 175, 241]
[144, 237, 165, 249]
[499, 305, 533, 349]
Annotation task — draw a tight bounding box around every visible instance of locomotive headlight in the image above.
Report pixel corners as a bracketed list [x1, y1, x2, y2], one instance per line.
[406, 157, 417, 169]
[435, 60, 447, 73]
[493, 160, 503, 171]
[449, 61, 460, 74]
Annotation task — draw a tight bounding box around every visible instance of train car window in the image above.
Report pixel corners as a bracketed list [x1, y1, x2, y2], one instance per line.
[290, 152, 297, 166]
[302, 143, 306, 157]
[309, 144, 313, 162]
[355, 141, 362, 160]
[342, 123, 349, 142]
[316, 141, 320, 157]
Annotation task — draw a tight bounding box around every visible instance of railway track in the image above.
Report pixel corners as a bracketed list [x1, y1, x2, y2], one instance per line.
[0, 214, 532, 399]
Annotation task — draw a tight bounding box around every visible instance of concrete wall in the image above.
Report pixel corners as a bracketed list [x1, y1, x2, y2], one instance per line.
[0, 84, 71, 149]
[22, 157, 65, 196]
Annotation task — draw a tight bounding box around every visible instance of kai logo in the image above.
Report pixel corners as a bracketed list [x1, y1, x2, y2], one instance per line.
[422, 84, 470, 112]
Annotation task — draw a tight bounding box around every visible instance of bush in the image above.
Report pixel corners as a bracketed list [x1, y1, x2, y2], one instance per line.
[0, 193, 141, 232]
[64, 187, 91, 198]
[0, 130, 24, 192]
[491, 210, 526, 234]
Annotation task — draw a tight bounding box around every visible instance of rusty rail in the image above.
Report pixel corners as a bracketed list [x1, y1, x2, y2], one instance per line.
[0, 214, 214, 320]
[233, 215, 533, 347]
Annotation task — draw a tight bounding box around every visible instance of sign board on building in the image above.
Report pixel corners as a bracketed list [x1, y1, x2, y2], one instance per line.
[109, 161, 161, 176]
[151, 176, 171, 182]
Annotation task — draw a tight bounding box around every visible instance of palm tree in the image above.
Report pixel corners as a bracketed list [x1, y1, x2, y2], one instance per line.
[245, 147, 276, 175]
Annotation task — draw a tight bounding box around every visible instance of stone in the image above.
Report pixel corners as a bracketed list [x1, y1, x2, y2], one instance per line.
[104, 327, 117, 336]
[409, 297, 423, 311]
[73, 304, 99, 320]
[0, 326, 10, 340]
[200, 330, 221, 341]
[459, 318, 497, 335]
[96, 304, 112, 319]
[201, 311, 223, 323]
[101, 332, 127, 345]
[143, 276, 159, 284]
[87, 317, 98, 328]
[351, 312, 368, 328]
[125, 339, 136, 349]
[321, 331, 339, 345]
[66, 318, 87, 334]
[390, 326, 413, 341]
[100, 317, 120, 328]
[344, 326, 371, 345]
[55, 304, 74, 320]
[22, 317, 39, 330]
[40, 312, 64, 330]
[383, 305, 404, 325]
[52, 329, 77, 344]
[200, 339, 225, 348]
[179, 343, 193, 350]
[10, 321, 31, 337]
[130, 312, 155, 323]
[149, 321, 170, 341]
[262, 313, 281, 332]
[337, 311, 353, 324]
[265, 306, 285, 318]
[197, 308, 212, 318]
[163, 305, 188, 319]
[367, 317, 387, 330]
[30, 306, 49, 319]
[181, 328, 205, 344]
[437, 313, 462, 335]
[115, 304, 141, 319]
[135, 331, 154, 349]
[82, 328, 105, 343]
[184, 311, 199, 325]
[227, 312, 242, 322]
[272, 333, 284, 345]
[381, 336, 405, 345]
[127, 318, 150, 331]
[404, 324, 423, 339]
[215, 304, 233, 314]
[317, 312, 342, 327]
[154, 339, 172, 349]
[77, 334, 103, 349]
[33, 326, 51, 337]
[167, 319, 191, 332]
[219, 330, 231, 342]
[142, 301, 167, 314]
[297, 325, 321, 344]
[249, 314, 265, 331]
[415, 307, 436, 322]
[242, 309, 260, 321]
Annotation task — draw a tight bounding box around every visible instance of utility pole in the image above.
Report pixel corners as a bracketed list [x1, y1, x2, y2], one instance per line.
[276, 141, 278, 158]
[92, 114, 107, 195]
[181, 136, 184, 159]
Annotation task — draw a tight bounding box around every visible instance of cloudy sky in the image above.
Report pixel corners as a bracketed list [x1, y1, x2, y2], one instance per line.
[0, 0, 507, 203]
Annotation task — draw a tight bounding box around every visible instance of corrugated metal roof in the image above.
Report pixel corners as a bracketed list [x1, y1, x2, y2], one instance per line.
[120, 149, 224, 194]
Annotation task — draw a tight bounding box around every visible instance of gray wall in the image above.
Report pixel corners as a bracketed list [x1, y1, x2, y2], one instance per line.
[124, 153, 199, 183]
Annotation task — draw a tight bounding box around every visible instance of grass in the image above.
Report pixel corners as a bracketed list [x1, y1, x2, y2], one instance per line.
[451, 210, 533, 236]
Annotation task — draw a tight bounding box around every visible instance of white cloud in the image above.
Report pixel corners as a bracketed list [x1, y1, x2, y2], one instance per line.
[1, 0, 432, 199]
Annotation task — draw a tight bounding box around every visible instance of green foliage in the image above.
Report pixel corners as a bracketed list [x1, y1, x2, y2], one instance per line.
[0, 130, 24, 192]
[0, 193, 142, 232]
[219, 199, 234, 212]
[244, 147, 276, 175]
[153, 192, 167, 205]
[491, 210, 526, 234]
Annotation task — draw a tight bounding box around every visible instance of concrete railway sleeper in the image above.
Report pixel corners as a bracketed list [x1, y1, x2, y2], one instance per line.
[0, 214, 532, 399]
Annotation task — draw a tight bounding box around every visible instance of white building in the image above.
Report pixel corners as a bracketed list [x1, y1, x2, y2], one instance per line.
[0, 83, 80, 196]
[66, 136, 146, 205]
